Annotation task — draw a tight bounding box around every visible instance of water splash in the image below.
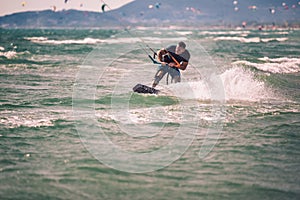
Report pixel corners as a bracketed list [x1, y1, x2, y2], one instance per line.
[166, 67, 272, 102]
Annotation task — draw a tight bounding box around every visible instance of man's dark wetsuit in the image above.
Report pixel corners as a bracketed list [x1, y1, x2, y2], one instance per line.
[152, 45, 190, 87]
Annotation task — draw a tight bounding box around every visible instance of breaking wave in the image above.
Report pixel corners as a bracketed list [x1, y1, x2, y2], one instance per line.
[233, 57, 300, 74]
[212, 36, 288, 43]
[24, 36, 187, 45]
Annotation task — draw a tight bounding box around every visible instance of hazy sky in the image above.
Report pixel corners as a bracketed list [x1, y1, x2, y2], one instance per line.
[0, 0, 135, 16]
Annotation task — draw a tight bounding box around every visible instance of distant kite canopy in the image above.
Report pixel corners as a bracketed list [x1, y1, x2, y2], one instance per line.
[233, 0, 238, 11]
[155, 3, 161, 9]
[269, 8, 276, 14]
[101, 4, 108, 12]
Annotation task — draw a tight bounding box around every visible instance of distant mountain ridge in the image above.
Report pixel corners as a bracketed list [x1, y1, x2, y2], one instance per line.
[1, 0, 299, 28]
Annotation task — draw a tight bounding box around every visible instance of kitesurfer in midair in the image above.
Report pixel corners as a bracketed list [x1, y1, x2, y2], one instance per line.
[152, 41, 190, 88]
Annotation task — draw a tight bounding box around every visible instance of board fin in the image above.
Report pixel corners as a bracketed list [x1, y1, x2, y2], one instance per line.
[133, 84, 159, 94]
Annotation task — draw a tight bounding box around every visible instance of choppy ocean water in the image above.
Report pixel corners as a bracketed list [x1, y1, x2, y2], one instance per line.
[0, 28, 300, 199]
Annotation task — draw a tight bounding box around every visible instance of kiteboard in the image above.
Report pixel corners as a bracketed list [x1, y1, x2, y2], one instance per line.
[133, 84, 159, 94]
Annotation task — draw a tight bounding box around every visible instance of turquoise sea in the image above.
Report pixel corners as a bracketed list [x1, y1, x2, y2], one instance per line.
[0, 28, 300, 199]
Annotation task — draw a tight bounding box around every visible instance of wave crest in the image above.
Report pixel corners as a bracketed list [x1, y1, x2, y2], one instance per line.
[233, 57, 300, 74]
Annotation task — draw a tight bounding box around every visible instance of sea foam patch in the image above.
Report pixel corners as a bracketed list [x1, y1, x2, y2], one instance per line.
[0, 51, 18, 59]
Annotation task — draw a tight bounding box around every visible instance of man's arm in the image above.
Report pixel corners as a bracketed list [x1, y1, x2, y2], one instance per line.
[168, 61, 188, 70]
[157, 49, 168, 62]
[179, 61, 188, 70]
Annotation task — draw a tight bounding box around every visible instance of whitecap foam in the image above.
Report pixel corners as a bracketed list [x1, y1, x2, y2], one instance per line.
[175, 31, 193, 36]
[0, 115, 54, 128]
[199, 31, 250, 36]
[259, 31, 289, 35]
[213, 36, 288, 43]
[24, 36, 48, 42]
[25, 36, 187, 45]
[0, 109, 71, 128]
[0, 51, 18, 59]
[0, 46, 5, 51]
[213, 36, 260, 43]
[25, 36, 105, 44]
[233, 57, 300, 74]
[261, 37, 288, 42]
[142, 37, 187, 43]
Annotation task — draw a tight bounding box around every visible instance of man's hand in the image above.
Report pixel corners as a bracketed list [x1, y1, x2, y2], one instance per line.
[168, 62, 176, 67]
[161, 62, 168, 66]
